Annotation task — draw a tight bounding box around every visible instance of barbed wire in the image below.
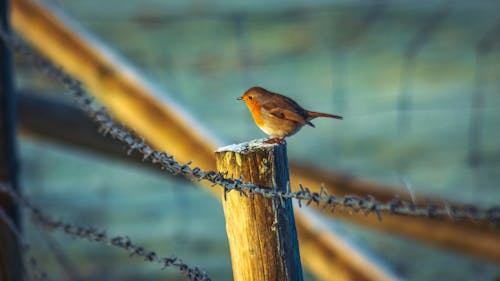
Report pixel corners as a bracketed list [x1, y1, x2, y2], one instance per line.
[0, 183, 210, 281]
[1, 192, 80, 281]
[1, 29, 499, 224]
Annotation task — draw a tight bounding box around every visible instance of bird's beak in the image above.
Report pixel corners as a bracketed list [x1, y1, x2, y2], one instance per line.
[237, 96, 243, 101]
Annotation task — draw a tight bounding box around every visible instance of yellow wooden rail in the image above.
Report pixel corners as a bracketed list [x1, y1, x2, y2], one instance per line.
[11, 0, 398, 280]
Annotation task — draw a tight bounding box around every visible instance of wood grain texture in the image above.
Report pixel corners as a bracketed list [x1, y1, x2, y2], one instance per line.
[216, 140, 303, 281]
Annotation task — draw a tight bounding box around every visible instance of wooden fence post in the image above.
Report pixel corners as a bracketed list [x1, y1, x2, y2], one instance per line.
[215, 139, 303, 281]
[0, 0, 22, 280]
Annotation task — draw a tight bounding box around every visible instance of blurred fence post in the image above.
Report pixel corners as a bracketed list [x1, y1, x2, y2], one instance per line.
[215, 140, 303, 281]
[0, 0, 22, 280]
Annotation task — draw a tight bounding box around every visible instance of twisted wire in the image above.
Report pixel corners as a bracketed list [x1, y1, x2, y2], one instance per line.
[0, 184, 211, 281]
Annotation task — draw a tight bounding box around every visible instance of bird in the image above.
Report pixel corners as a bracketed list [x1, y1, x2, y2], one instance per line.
[238, 87, 342, 144]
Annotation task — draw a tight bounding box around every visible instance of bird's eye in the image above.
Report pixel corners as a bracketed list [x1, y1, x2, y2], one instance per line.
[248, 96, 253, 100]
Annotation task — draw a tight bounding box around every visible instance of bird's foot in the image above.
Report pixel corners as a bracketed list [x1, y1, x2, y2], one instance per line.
[264, 137, 286, 144]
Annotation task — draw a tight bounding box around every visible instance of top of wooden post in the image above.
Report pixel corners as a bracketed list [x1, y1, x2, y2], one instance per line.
[216, 139, 289, 189]
[216, 138, 283, 154]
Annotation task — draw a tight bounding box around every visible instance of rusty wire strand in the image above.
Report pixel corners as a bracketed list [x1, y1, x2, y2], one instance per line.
[1, 30, 499, 224]
[0, 184, 210, 281]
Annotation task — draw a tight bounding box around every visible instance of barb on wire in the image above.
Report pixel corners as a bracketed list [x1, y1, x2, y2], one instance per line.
[1, 29, 499, 224]
[0, 184, 210, 281]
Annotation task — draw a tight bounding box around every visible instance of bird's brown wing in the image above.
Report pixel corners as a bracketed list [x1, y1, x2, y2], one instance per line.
[267, 106, 315, 127]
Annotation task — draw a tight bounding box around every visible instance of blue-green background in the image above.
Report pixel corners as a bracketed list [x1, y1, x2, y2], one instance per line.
[15, 1, 500, 280]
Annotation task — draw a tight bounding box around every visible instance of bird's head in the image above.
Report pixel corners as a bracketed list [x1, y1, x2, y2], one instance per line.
[237, 87, 270, 106]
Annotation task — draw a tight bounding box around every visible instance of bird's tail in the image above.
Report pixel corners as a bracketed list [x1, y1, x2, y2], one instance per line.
[307, 111, 343, 120]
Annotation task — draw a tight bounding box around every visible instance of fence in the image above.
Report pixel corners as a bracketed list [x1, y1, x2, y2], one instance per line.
[1, 0, 500, 280]
[3, 27, 498, 218]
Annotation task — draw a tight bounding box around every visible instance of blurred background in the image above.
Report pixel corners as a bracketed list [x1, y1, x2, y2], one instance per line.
[10, 0, 500, 280]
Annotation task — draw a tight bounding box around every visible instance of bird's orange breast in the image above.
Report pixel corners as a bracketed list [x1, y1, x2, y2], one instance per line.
[247, 101, 264, 127]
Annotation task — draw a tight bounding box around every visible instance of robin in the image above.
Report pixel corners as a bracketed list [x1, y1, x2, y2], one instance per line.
[238, 87, 342, 144]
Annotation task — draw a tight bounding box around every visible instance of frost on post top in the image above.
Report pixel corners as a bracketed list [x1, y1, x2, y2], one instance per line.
[216, 139, 282, 154]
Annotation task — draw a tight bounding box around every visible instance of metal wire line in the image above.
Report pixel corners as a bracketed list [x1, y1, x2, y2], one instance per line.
[1, 30, 499, 224]
[0, 184, 211, 281]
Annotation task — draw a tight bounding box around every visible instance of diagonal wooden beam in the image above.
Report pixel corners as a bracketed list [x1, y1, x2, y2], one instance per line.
[11, 1, 398, 280]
